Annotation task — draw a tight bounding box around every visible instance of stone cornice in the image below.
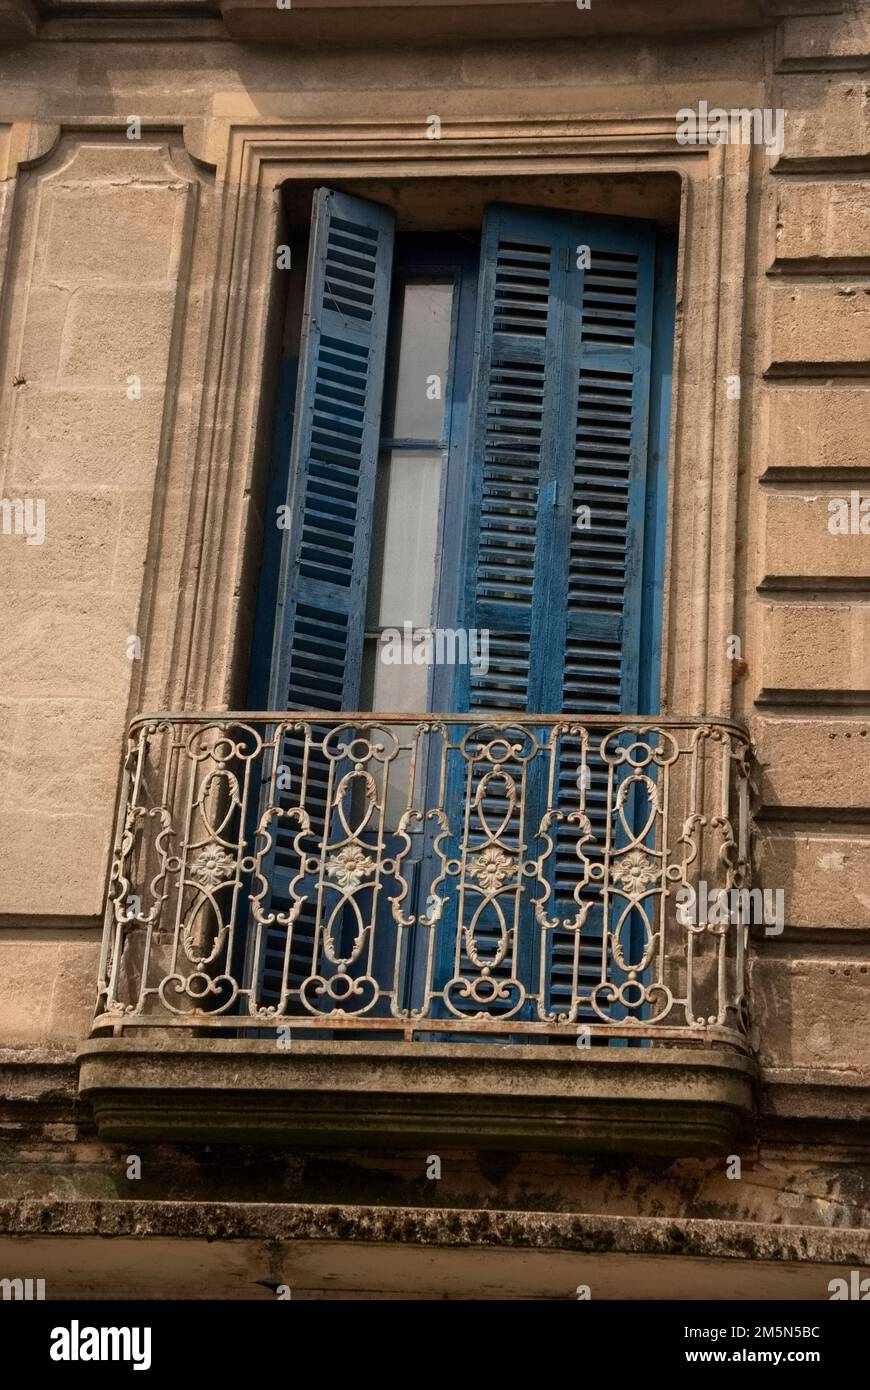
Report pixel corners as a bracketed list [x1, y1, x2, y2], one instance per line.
[1, 1195, 868, 1265]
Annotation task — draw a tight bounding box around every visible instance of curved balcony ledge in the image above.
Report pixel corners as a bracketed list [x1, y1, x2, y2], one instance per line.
[78, 1037, 756, 1154]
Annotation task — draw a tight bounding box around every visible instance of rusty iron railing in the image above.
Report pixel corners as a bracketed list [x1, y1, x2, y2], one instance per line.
[93, 713, 753, 1047]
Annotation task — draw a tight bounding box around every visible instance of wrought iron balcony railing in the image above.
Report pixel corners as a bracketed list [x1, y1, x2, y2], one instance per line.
[94, 714, 753, 1048]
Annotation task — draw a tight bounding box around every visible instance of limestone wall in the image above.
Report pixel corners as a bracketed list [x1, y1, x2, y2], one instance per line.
[0, 4, 866, 1119]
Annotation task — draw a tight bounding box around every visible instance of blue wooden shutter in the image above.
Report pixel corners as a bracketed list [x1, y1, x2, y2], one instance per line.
[548, 210, 657, 1021]
[255, 188, 395, 1006]
[459, 202, 656, 717]
[268, 187, 395, 715]
[457, 206, 561, 714]
[447, 203, 659, 1025]
[560, 215, 657, 718]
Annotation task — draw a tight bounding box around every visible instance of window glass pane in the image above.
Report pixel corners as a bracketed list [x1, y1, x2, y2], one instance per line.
[385, 281, 454, 440]
[366, 450, 443, 629]
[362, 637, 430, 713]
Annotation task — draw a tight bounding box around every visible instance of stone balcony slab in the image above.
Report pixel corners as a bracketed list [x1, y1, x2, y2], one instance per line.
[78, 1037, 756, 1155]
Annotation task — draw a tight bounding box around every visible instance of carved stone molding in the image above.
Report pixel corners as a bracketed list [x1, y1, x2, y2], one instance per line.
[0, 121, 59, 180]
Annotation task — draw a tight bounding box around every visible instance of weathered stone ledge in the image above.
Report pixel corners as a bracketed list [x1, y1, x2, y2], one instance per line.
[0, 1045, 79, 1101]
[7, 1046, 870, 1152]
[761, 1066, 870, 1140]
[77, 1037, 756, 1156]
[0, 1196, 868, 1267]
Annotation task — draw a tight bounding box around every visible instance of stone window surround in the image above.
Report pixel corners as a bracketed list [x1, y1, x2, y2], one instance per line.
[159, 117, 752, 731]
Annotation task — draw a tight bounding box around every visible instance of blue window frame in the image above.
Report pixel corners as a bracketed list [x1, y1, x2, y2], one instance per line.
[248, 188, 676, 1025]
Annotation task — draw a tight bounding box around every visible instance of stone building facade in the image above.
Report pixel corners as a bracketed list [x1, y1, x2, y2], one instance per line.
[0, 0, 868, 1300]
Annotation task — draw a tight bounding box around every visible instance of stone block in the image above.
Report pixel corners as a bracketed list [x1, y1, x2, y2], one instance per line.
[59, 287, 177, 382]
[761, 831, 870, 930]
[40, 184, 183, 284]
[7, 388, 164, 490]
[0, 939, 101, 1044]
[769, 282, 870, 366]
[761, 492, 870, 582]
[779, 13, 870, 67]
[756, 718, 870, 810]
[2, 699, 122, 813]
[0, 811, 114, 918]
[773, 181, 870, 263]
[777, 75, 870, 161]
[753, 954, 870, 1069]
[760, 603, 870, 692]
[764, 386, 870, 473]
[0, 492, 119, 590]
[0, 591, 134, 700]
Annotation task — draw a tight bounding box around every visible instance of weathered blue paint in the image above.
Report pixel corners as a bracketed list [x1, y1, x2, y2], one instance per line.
[268, 187, 395, 716]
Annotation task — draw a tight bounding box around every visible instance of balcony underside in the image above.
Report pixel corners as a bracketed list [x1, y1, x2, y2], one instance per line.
[78, 1039, 756, 1155]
